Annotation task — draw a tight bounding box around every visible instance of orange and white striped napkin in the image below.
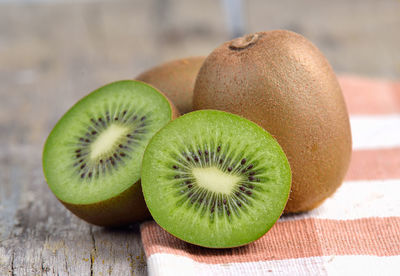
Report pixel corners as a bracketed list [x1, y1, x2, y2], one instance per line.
[140, 75, 400, 276]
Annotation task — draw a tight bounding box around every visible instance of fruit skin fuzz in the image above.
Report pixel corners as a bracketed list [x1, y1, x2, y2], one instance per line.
[136, 56, 205, 114]
[193, 30, 352, 213]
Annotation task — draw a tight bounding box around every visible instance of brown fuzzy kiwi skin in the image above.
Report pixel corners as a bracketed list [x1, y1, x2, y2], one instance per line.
[136, 57, 205, 114]
[193, 30, 352, 213]
[57, 83, 180, 227]
[61, 181, 149, 227]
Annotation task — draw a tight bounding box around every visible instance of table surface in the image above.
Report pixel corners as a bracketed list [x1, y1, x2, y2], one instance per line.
[1, 0, 399, 275]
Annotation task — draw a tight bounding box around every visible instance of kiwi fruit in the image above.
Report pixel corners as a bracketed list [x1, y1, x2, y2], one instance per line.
[42, 80, 179, 226]
[136, 57, 205, 114]
[193, 30, 352, 213]
[141, 110, 291, 248]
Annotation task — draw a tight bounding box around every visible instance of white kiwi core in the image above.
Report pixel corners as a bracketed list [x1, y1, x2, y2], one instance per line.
[90, 124, 129, 159]
[192, 167, 242, 195]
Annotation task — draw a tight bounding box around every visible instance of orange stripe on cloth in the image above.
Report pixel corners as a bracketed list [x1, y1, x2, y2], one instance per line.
[141, 217, 400, 264]
[338, 76, 400, 115]
[345, 148, 400, 180]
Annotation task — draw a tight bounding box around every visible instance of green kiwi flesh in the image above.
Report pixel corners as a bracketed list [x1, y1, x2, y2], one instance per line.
[43, 80, 178, 226]
[136, 57, 205, 114]
[193, 30, 352, 213]
[141, 110, 291, 248]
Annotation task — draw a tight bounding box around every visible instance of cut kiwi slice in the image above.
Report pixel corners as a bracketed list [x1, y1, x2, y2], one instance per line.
[43, 80, 179, 226]
[141, 110, 291, 248]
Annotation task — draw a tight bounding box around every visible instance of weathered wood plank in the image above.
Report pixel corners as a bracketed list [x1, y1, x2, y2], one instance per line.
[0, 146, 146, 275]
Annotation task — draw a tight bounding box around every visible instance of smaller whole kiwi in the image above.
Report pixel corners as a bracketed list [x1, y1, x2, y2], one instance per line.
[193, 30, 352, 213]
[136, 57, 205, 114]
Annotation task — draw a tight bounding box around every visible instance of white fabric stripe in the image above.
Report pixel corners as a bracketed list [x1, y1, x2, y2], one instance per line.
[147, 253, 400, 276]
[350, 115, 400, 150]
[281, 179, 400, 221]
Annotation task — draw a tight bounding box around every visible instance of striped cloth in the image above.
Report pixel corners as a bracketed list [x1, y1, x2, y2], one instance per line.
[140, 75, 400, 276]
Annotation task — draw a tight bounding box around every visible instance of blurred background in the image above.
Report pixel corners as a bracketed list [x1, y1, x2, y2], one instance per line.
[0, 0, 399, 148]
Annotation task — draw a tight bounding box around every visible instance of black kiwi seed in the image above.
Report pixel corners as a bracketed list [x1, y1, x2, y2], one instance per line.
[241, 158, 246, 165]
[227, 167, 232, 172]
[247, 164, 254, 170]
[173, 165, 178, 169]
[249, 176, 255, 181]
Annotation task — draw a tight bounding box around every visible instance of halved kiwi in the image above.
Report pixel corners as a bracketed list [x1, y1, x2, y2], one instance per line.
[42, 80, 179, 226]
[136, 57, 205, 114]
[141, 110, 291, 248]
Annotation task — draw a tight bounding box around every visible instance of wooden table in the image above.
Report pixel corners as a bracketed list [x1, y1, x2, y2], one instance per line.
[1, 0, 399, 275]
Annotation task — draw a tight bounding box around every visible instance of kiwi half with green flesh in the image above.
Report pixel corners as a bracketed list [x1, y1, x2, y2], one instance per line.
[193, 30, 352, 213]
[136, 57, 205, 114]
[141, 110, 291, 248]
[43, 80, 179, 226]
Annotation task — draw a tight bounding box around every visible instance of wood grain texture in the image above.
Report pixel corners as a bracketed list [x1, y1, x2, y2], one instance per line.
[0, 146, 146, 275]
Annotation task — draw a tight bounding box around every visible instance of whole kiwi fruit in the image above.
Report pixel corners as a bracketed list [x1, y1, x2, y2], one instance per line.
[136, 56, 205, 114]
[43, 80, 179, 226]
[193, 30, 352, 213]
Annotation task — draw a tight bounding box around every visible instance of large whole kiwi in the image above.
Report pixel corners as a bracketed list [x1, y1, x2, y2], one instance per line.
[193, 30, 352, 213]
[136, 57, 205, 114]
